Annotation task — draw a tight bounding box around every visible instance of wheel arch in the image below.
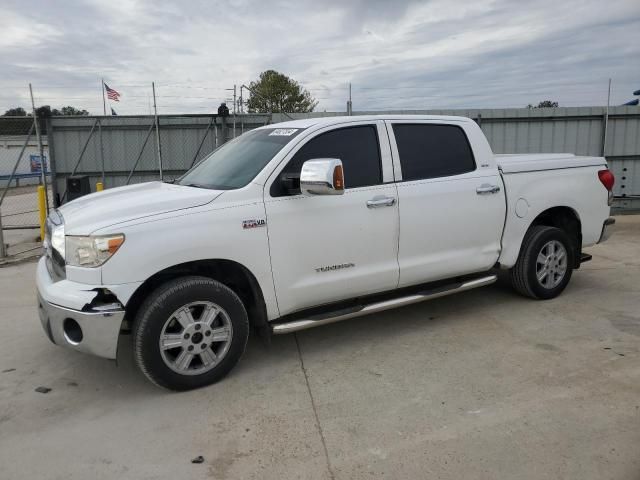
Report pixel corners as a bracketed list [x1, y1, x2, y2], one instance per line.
[501, 205, 582, 269]
[529, 206, 582, 265]
[123, 259, 270, 337]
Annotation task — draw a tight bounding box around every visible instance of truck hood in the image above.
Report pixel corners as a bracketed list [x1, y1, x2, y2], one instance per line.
[59, 181, 223, 234]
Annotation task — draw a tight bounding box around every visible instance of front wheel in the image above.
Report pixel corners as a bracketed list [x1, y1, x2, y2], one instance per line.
[133, 276, 249, 391]
[509, 225, 575, 300]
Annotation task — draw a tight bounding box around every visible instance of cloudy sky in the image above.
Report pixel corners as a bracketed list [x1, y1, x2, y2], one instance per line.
[1, 0, 639, 115]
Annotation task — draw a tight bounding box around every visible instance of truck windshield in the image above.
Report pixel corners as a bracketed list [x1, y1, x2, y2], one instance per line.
[177, 128, 303, 190]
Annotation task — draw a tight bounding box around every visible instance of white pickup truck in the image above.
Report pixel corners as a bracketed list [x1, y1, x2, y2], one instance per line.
[37, 115, 615, 390]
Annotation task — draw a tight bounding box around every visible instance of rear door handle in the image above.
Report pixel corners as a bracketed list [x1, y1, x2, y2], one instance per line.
[476, 184, 501, 195]
[367, 196, 396, 208]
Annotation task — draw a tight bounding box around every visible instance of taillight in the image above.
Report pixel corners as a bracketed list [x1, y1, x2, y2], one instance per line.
[598, 169, 615, 206]
[598, 169, 615, 191]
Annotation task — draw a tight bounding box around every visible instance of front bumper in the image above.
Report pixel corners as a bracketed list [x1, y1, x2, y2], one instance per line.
[598, 217, 615, 243]
[36, 257, 125, 359]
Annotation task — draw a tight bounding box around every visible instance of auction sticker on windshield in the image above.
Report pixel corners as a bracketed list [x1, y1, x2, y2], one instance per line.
[269, 129, 298, 136]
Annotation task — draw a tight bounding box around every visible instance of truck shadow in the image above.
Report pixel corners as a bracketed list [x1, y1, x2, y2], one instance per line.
[68, 280, 537, 396]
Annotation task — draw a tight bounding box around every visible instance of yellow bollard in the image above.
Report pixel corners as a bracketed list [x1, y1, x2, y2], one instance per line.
[96, 182, 104, 192]
[37, 185, 47, 242]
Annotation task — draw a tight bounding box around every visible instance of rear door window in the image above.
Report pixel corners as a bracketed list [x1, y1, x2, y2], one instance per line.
[392, 124, 476, 181]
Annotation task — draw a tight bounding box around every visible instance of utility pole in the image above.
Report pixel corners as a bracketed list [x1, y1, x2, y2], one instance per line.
[152, 82, 163, 181]
[347, 82, 353, 115]
[29, 83, 49, 212]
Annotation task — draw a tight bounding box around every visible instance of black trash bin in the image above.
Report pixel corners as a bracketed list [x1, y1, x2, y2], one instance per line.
[66, 175, 91, 202]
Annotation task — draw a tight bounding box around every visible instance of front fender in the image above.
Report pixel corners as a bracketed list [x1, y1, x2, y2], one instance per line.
[97, 201, 279, 319]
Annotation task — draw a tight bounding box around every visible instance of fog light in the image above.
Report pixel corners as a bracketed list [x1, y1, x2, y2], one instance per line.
[63, 318, 83, 345]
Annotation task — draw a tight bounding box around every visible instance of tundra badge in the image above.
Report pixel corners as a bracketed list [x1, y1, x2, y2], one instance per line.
[315, 263, 355, 273]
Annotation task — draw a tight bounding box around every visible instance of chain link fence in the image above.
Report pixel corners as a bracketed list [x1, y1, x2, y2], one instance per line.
[1, 112, 270, 257]
[48, 114, 271, 204]
[0, 117, 52, 231]
[3, 106, 638, 257]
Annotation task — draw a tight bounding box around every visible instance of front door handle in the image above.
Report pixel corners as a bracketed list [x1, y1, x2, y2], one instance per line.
[476, 184, 501, 195]
[367, 196, 396, 208]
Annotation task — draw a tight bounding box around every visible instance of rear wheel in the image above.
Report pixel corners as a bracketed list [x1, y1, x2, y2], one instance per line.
[133, 276, 249, 391]
[510, 225, 575, 300]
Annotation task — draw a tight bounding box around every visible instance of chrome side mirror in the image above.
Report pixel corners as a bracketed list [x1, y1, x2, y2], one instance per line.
[300, 158, 345, 195]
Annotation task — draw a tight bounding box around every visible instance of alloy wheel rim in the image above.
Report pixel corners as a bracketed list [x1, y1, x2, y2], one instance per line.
[159, 301, 233, 376]
[535, 240, 568, 289]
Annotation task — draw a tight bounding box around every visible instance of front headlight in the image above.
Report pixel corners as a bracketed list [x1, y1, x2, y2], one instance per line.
[51, 224, 65, 259]
[65, 234, 125, 268]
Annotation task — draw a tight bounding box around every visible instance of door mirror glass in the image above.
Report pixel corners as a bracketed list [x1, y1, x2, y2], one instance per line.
[300, 158, 345, 195]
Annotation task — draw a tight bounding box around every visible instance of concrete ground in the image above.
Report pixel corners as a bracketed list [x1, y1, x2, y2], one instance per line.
[0, 217, 639, 480]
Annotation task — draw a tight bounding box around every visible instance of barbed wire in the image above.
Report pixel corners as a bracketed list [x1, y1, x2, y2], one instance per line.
[0, 78, 636, 114]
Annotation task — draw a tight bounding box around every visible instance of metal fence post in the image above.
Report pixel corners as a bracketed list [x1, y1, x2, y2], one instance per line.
[126, 122, 155, 185]
[152, 82, 163, 181]
[0, 211, 6, 258]
[61, 118, 98, 201]
[46, 117, 60, 207]
[29, 84, 49, 213]
[189, 116, 215, 168]
[99, 118, 106, 186]
[602, 78, 611, 157]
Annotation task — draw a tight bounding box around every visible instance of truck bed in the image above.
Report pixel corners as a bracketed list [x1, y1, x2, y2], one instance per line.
[495, 153, 606, 174]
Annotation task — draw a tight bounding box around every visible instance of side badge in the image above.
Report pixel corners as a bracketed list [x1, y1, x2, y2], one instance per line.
[315, 263, 355, 273]
[243, 219, 266, 229]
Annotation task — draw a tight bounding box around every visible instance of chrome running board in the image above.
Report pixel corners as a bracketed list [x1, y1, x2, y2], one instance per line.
[271, 274, 497, 335]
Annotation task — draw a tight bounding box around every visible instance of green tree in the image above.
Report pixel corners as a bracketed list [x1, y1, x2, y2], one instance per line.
[2, 105, 89, 117]
[57, 106, 89, 116]
[527, 100, 559, 108]
[2, 107, 28, 116]
[35, 105, 54, 117]
[246, 70, 317, 113]
[32, 105, 90, 117]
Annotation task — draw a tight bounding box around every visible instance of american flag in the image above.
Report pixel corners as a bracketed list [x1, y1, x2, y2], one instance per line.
[104, 83, 120, 101]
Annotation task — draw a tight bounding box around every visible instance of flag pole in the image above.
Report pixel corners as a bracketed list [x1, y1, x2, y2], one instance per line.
[101, 78, 106, 116]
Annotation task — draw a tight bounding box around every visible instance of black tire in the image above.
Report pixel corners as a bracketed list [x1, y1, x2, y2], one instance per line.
[509, 225, 575, 300]
[133, 276, 249, 391]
